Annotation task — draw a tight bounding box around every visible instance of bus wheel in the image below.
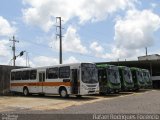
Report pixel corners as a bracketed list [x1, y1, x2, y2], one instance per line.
[59, 88, 68, 98]
[23, 87, 29, 96]
[114, 90, 119, 94]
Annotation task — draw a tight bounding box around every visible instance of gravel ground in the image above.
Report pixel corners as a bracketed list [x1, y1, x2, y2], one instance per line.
[0, 90, 160, 120]
[47, 89, 160, 114]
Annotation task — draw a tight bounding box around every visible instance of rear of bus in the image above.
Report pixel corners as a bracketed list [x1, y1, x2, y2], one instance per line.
[97, 64, 121, 94]
[118, 66, 134, 91]
[10, 68, 37, 95]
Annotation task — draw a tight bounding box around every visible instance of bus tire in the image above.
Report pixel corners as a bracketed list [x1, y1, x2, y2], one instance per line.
[59, 88, 68, 98]
[23, 87, 29, 96]
[114, 90, 119, 94]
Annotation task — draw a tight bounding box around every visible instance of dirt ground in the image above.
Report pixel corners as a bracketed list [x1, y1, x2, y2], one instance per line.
[0, 89, 154, 113]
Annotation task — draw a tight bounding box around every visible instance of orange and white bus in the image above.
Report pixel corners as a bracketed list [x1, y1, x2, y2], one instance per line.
[10, 63, 99, 98]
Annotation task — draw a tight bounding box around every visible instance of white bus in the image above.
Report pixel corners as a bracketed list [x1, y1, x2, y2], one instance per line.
[10, 63, 99, 98]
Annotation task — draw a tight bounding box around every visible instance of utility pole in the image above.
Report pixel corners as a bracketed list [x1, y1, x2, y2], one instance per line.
[145, 47, 148, 56]
[56, 17, 63, 64]
[25, 51, 30, 67]
[9, 36, 19, 66]
[27, 53, 30, 67]
[26, 52, 28, 67]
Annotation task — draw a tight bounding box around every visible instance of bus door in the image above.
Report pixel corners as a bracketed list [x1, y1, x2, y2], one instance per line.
[71, 69, 79, 94]
[38, 72, 45, 93]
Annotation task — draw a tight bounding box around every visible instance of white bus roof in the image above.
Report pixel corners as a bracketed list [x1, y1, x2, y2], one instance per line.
[11, 62, 94, 72]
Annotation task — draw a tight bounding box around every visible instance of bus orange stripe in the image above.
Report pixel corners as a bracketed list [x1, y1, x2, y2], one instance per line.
[11, 82, 71, 87]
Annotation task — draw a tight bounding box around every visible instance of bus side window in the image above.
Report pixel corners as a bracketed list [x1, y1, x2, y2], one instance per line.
[22, 71, 30, 80]
[11, 72, 15, 81]
[59, 66, 70, 78]
[15, 71, 22, 80]
[47, 67, 59, 79]
[30, 70, 37, 80]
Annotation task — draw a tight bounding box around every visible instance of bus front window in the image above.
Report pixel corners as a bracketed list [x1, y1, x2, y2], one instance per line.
[143, 72, 150, 82]
[123, 70, 133, 83]
[81, 64, 98, 84]
[137, 71, 144, 83]
[108, 69, 120, 84]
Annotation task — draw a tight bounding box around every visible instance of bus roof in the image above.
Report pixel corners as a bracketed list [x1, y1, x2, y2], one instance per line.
[118, 66, 129, 68]
[141, 69, 149, 72]
[96, 64, 117, 69]
[130, 67, 141, 71]
[11, 62, 94, 72]
[118, 66, 131, 70]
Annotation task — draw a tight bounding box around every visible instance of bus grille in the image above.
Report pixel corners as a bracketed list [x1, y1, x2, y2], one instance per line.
[86, 85, 97, 87]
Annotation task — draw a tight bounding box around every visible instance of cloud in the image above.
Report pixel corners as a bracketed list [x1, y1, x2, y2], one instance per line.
[101, 47, 144, 60]
[0, 49, 80, 66]
[64, 56, 79, 64]
[22, 0, 136, 32]
[0, 16, 16, 36]
[1, 52, 80, 67]
[90, 41, 105, 58]
[52, 26, 88, 54]
[0, 39, 12, 65]
[0, 39, 31, 66]
[102, 9, 160, 60]
[15, 57, 34, 67]
[33, 56, 59, 67]
[0, 32, 80, 67]
[150, 3, 157, 8]
[89, 10, 160, 60]
[114, 9, 160, 50]
[0, 40, 10, 57]
[90, 42, 103, 53]
[32, 55, 79, 67]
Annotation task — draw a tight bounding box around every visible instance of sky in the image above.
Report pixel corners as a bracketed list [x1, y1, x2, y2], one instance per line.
[0, 0, 160, 67]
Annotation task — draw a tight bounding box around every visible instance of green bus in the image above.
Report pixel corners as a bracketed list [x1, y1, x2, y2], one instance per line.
[118, 66, 134, 91]
[97, 64, 121, 94]
[142, 69, 152, 88]
[130, 67, 145, 90]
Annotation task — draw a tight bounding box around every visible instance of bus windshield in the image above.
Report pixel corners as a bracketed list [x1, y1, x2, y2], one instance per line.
[123, 69, 133, 83]
[137, 71, 144, 83]
[107, 68, 120, 84]
[81, 63, 98, 83]
[143, 71, 150, 82]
